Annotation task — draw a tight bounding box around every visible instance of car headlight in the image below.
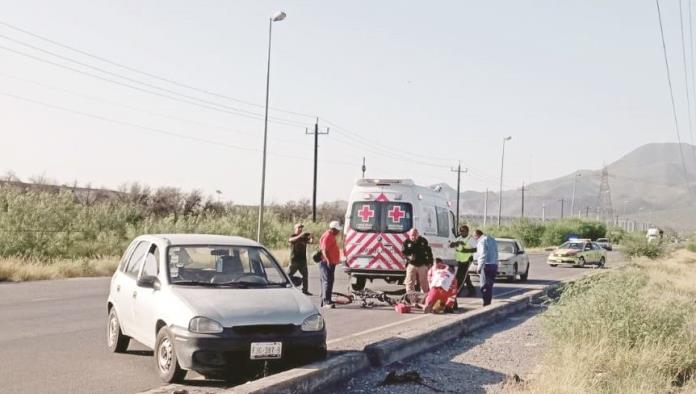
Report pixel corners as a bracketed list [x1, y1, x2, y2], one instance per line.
[189, 317, 223, 334]
[301, 314, 324, 332]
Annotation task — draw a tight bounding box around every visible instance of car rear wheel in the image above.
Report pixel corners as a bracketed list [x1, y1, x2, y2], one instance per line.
[519, 264, 529, 282]
[351, 276, 366, 291]
[598, 257, 606, 268]
[107, 308, 130, 353]
[155, 327, 186, 383]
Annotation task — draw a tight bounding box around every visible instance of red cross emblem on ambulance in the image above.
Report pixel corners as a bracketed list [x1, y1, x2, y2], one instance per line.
[388, 205, 405, 222]
[357, 204, 375, 222]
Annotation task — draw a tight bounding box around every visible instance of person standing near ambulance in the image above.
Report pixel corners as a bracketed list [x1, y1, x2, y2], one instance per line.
[402, 228, 434, 293]
[319, 221, 342, 309]
[288, 223, 313, 296]
[450, 225, 477, 297]
[474, 229, 498, 306]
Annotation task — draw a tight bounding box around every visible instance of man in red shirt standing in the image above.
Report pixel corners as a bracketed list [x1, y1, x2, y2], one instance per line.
[319, 220, 342, 309]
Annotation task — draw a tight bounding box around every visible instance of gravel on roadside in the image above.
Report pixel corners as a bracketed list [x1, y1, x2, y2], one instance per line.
[330, 307, 546, 394]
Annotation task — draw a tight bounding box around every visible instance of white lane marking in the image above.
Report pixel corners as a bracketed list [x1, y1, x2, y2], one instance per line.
[327, 314, 429, 345]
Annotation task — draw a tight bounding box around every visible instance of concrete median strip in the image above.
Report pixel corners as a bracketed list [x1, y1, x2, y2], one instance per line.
[140, 284, 560, 394]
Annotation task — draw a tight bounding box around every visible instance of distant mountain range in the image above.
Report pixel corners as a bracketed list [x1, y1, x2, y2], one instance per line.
[434, 143, 696, 230]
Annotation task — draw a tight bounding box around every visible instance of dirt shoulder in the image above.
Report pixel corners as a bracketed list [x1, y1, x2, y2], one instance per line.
[329, 307, 545, 394]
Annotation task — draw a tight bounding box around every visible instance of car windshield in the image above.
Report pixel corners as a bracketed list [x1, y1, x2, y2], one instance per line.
[167, 245, 288, 287]
[497, 241, 516, 254]
[560, 242, 584, 250]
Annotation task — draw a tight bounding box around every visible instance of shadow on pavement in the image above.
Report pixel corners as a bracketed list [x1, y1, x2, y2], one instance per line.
[124, 350, 153, 357]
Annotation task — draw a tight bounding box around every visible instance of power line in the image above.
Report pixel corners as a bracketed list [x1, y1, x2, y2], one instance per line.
[679, 0, 695, 154]
[689, 0, 696, 164]
[0, 18, 315, 119]
[0, 90, 357, 167]
[324, 119, 503, 182]
[655, 0, 694, 198]
[0, 34, 304, 127]
[0, 21, 508, 184]
[0, 71, 307, 147]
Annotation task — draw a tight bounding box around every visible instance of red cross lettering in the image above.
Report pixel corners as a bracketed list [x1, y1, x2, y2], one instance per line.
[357, 204, 375, 222]
[388, 205, 406, 222]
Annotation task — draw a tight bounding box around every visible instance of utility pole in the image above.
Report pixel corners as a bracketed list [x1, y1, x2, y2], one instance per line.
[542, 202, 546, 222]
[361, 157, 366, 179]
[559, 199, 565, 219]
[585, 206, 590, 217]
[306, 118, 329, 223]
[451, 162, 467, 229]
[520, 182, 525, 219]
[498, 136, 512, 226]
[483, 189, 489, 229]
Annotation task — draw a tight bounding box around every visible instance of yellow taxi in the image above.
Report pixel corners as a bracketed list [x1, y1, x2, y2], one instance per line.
[547, 239, 607, 268]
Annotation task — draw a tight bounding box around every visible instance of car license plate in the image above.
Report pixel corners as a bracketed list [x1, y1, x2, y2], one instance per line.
[250, 342, 282, 360]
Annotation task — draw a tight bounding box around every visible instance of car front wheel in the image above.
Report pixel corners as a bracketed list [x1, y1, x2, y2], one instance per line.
[155, 327, 186, 383]
[519, 264, 529, 282]
[107, 308, 130, 353]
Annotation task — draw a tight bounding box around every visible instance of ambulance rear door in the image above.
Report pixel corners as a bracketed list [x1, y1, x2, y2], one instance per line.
[344, 197, 413, 272]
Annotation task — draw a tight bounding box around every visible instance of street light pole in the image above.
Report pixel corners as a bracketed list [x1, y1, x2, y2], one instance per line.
[497, 136, 512, 227]
[256, 11, 286, 243]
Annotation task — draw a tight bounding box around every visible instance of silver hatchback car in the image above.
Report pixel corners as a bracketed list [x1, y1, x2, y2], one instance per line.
[106, 234, 326, 383]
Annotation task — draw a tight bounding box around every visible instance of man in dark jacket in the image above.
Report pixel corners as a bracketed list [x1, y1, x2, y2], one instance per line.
[288, 223, 312, 295]
[402, 228, 434, 293]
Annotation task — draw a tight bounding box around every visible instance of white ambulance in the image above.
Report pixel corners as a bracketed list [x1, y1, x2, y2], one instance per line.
[342, 179, 457, 290]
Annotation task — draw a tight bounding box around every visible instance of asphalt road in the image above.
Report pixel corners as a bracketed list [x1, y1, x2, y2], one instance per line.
[0, 252, 616, 394]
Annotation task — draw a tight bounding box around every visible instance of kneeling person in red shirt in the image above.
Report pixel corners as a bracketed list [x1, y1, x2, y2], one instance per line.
[423, 258, 458, 313]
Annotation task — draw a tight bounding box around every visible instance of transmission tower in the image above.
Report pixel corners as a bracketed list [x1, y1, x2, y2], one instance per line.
[597, 166, 614, 221]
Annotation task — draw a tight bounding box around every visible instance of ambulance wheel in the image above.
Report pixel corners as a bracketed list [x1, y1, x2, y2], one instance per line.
[351, 276, 366, 291]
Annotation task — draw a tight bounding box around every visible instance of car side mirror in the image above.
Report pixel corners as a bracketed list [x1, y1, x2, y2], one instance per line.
[290, 276, 303, 287]
[137, 276, 161, 290]
[516, 250, 524, 255]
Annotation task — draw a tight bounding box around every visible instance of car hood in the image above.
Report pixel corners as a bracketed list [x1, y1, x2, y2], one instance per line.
[170, 286, 318, 327]
[498, 252, 515, 261]
[555, 249, 578, 256]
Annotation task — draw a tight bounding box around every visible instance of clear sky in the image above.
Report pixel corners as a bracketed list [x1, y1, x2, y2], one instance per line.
[0, 0, 691, 204]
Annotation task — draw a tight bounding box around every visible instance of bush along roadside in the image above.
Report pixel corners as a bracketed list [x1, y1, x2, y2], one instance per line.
[522, 250, 696, 394]
[620, 233, 666, 259]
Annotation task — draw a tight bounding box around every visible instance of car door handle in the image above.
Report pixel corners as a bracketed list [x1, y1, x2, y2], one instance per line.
[132, 291, 137, 299]
[116, 285, 121, 292]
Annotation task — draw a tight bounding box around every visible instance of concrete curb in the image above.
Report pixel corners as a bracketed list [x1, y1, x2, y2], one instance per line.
[231, 352, 370, 394]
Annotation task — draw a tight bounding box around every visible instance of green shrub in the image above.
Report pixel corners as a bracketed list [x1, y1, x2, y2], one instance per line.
[606, 226, 626, 244]
[621, 233, 665, 259]
[687, 238, 696, 253]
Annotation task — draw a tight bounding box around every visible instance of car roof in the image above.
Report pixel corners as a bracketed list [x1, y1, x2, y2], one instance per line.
[136, 234, 261, 247]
